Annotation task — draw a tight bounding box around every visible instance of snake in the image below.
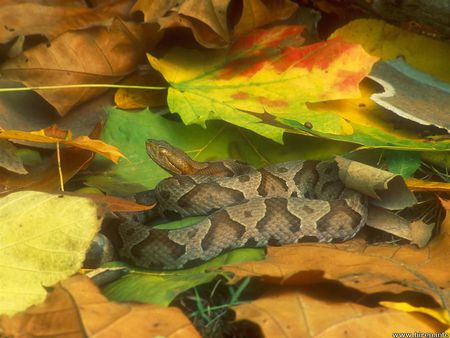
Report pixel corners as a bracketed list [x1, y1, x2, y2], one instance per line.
[113, 140, 368, 270]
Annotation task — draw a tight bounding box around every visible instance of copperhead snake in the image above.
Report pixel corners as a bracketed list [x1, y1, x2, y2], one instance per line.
[115, 140, 368, 269]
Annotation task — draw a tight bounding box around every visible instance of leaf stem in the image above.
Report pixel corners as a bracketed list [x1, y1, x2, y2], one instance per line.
[56, 141, 64, 192]
[0, 84, 167, 92]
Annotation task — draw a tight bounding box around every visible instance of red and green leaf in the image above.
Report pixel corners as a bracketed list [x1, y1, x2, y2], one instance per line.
[148, 25, 378, 142]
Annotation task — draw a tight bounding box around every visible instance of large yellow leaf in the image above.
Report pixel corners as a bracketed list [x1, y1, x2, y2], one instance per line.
[0, 191, 102, 315]
[331, 19, 450, 83]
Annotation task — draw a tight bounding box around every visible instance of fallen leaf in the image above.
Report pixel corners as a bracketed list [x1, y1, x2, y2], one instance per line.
[86, 107, 354, 194]
[233, 0, 298, 37]
[380, 301, 450, 328]
[383, 149, 422, 178]
[224, 224, 450, 308]
[66, 192, 155, 212]
[102, 247, 264, 306]
[331, 18, 450, 83]
[0, 126, 124, 163]
[0, 79, 112, 146]
[0, 19, 154, 115]
[336, 156, 417, 209]
[0, 275, 200, 337]
[0, 191, 102, 315]
[286, 79, 450, 150]
[133, 0, 297, 48]
[0, 140, 27, 174]
[0, 147, 93, 195]
[369, 59, 450, 131]
[405, 178, 450, 192]
[233, 286, 445, 337]
[114, 71, 168, 109]
[148, 25, 378, 142]
[0, 0, 134, 44]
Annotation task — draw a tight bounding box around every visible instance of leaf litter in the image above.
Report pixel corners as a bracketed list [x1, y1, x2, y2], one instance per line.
[1, 1, 450, 336]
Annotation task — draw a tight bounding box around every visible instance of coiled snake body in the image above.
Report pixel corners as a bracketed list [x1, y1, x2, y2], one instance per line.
[116, 140, 368, 269]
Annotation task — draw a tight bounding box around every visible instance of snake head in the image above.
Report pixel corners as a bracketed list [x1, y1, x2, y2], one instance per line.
[145, 139, 200, 175]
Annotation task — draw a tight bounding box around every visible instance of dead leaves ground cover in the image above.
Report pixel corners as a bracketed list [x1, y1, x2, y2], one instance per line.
[1, 1, 450, 337]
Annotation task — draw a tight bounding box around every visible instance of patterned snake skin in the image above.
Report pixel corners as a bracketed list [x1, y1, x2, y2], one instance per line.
[115, 140, 368, 269]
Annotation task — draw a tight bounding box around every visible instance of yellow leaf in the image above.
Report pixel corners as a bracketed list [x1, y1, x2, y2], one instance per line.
[380, 301, 450, 329]
[0, 191, 102, 315]
[331, 19, 450, 83]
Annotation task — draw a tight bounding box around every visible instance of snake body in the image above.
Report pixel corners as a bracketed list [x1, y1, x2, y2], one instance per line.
[116, 140, 368, 269]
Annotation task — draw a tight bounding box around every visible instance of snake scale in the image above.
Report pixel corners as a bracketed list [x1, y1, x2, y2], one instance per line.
[114, 140, 368, 269]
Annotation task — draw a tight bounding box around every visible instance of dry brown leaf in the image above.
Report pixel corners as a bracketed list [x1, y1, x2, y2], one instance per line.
[0, 126, 124, 163]
[224, 207, 450, 308]
[0, 0, 134, 44]
[233, 0, 298, 37]
[132, 0, 297, 47]
[233, 286, 445, 337]
[0, 19, 155, 115]
[0, 140, 27, 174]
[0, 147, 93, 195]
[0, 275, 200, 338]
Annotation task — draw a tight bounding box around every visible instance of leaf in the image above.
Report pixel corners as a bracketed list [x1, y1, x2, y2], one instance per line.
[114, 71, 168, 109]
[0, 0, 133, 44]
[224, 207, 450, 308]
[380, 301, 450, 328]
[369, 59, 450, 131]
[0, 191, 102, 315]
[233, 0, 298, 37]
[132, 0, 298, 48]
[405, 179, 450, 192]
[233, 286, 445, 337]
[0, 147, 93, 195]
[331, 18, 450, 83]
[103, 248, 264, 306]
[85, 107, 355, 195]
[148, 25, 378, 142]
[0, 19, 156, 115]
[283, 79, 450, 150]
[0, 140, 27, 174]
[0, 275, 200, 337]
[0, 126, 124, 163]
[65, 192, 154, 212]
[384, 150, 421, 178]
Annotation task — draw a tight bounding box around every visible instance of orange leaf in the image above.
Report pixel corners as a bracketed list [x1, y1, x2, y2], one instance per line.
[0, 275, 200, 338]
[406, 178, 450, 192]
[0, 127, 124, 163]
